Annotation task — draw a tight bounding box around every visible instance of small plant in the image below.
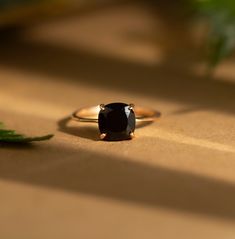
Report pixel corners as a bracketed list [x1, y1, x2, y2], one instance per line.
[0, 122, 53, 144]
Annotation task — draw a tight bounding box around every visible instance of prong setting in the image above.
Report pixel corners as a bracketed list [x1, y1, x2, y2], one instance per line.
[98, 103, 136, 141]
[129, 103, 135, 110]
[100, 133, 107, 140]
[100, 104, 106, 111]
[130, 132, 135, 139]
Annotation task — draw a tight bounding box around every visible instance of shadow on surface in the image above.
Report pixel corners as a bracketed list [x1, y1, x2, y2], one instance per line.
[58, 116, 99, 141]
[0, 142, 35, 150]
[0, 30, 234, 115]
[1, 144, 235, 221]
[0, 2, 235, 221]
[57, 116, 155, 141]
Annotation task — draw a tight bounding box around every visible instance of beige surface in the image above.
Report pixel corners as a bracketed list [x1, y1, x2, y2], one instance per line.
[0, 2, 235, 239]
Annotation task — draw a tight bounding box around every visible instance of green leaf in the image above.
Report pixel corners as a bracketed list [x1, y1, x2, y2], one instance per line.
[0, 122, 53, 144]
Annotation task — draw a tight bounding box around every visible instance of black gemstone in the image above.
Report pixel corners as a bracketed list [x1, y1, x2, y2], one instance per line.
[98, 103, 136, 141]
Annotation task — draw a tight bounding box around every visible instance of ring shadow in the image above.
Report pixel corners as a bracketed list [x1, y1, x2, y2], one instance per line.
[58, 116, 99, 141]
[57, 116, 154, 141]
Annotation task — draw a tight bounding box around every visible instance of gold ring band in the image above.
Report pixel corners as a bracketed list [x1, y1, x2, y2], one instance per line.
[71, 103, 161, 141]
[72, 105, 161, 123]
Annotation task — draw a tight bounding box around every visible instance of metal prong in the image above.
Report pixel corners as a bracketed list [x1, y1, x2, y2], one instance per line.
[100, 104, 105, 111]
[130, 132, 135, 139]
[100, 133, 107, 140]
[129, 103, 135, 110]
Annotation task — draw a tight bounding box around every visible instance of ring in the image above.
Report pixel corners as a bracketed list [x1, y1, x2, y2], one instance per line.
[71, 102, 161, 141]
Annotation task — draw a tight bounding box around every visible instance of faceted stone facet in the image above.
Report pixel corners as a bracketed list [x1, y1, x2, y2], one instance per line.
[98, 103, 136, 141]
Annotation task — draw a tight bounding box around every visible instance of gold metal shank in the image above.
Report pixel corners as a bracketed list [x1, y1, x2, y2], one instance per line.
[71, 105, 161, 124]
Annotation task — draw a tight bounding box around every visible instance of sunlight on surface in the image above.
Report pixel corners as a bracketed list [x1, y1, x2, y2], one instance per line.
[1, 89, 234, 154]
[27, 5, 165, 65]
[146, 128, 235, 154]
[0, 2, 235, 238]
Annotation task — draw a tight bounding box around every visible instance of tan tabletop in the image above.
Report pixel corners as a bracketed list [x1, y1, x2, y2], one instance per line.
[0, 2, 235, 239]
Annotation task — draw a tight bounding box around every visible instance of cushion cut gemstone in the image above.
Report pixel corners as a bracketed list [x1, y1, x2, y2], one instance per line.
[98, 103, 136, 141]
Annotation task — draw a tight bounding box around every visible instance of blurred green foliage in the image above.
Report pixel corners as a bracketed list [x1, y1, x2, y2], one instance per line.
[196, 0, 235, 66]
[0, 0, 234, 66]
